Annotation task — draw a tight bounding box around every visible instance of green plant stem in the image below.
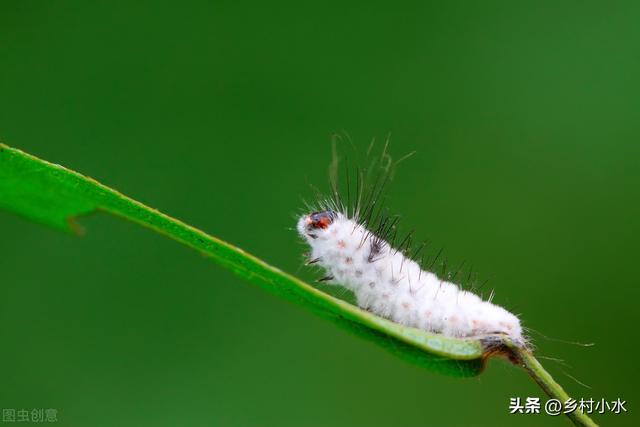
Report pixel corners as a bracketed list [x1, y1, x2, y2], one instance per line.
[506, 341, 598, 427]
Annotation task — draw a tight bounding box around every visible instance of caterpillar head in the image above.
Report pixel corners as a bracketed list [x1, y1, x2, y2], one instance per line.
[297, 210, 338, 242]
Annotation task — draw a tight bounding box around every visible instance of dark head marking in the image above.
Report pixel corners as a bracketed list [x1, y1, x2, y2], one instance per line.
[306, 210, 337, 230]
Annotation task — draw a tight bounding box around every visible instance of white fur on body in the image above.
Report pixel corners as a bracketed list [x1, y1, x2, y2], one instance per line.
[298, 212, 524, 345]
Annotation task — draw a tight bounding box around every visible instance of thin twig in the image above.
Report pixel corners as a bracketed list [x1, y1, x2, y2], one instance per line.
[504, 339, 598, 427]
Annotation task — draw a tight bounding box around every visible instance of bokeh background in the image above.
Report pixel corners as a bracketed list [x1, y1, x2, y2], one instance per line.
[1, 1, 638, 426]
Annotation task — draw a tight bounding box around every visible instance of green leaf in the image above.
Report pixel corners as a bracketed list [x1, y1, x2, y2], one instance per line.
[0, 143, 484, 376]
[0, 144, 600, 426]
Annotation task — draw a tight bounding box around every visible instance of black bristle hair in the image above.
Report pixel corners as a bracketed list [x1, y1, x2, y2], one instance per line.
[307, 135, 488, 288]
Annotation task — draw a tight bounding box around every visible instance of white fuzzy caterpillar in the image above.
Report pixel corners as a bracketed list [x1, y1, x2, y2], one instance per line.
[297, 210, 525, 347]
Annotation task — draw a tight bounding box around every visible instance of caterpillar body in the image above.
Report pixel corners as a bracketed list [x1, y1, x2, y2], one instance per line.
[296, 143, 526, 349]
[297, 210, 525, 347]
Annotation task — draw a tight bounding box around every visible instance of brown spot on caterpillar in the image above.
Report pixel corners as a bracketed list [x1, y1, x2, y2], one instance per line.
[368, 282, 375, 288]
[337, 240, 347, 249]
[382, 293, 390, 299]
[401, 302, 411, 309]
[345, 256, 353, 264]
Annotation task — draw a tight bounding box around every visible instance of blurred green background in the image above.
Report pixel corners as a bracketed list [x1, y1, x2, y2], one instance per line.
[1, 1, 638, 426]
